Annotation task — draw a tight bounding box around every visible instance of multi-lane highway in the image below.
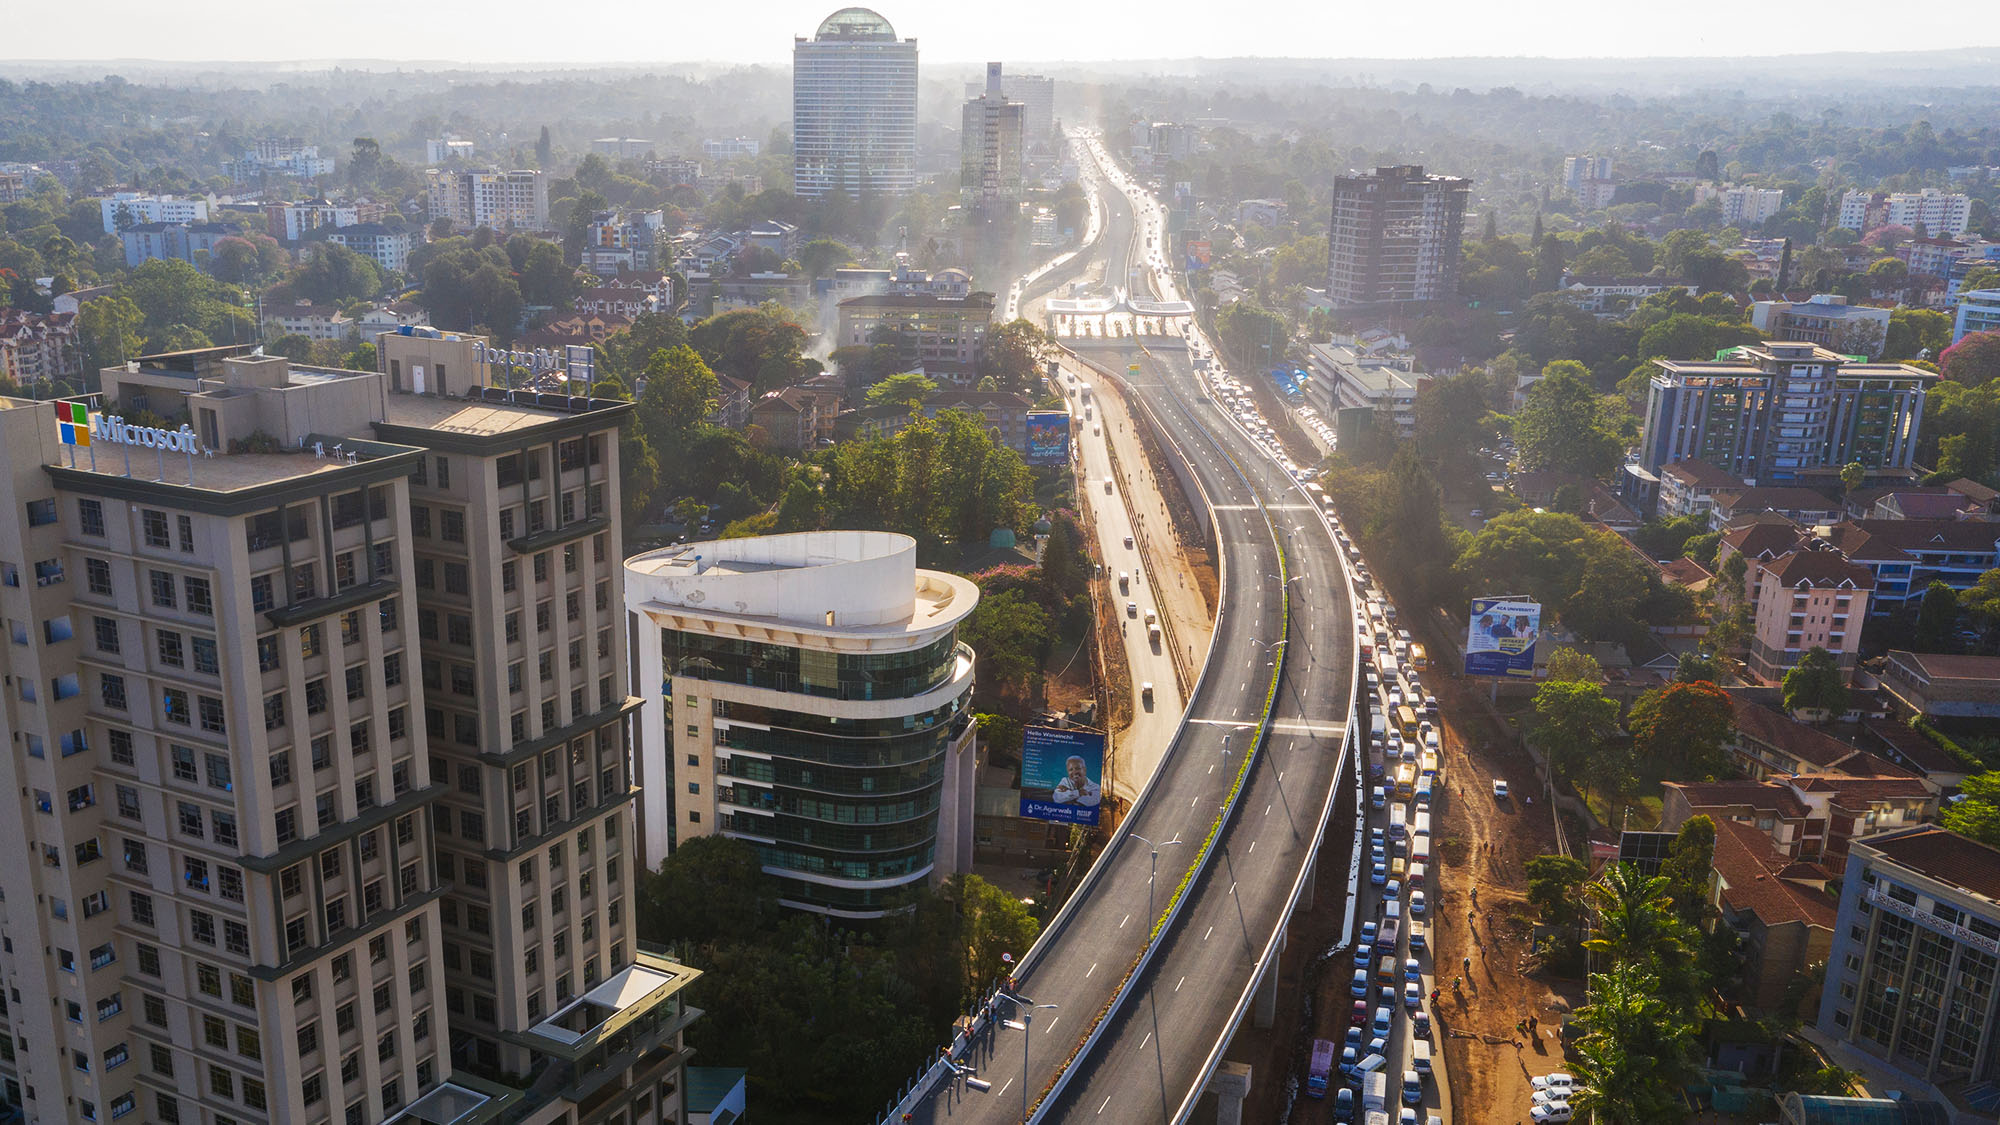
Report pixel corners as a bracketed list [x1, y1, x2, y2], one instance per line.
[901, 136, 1358, 1123]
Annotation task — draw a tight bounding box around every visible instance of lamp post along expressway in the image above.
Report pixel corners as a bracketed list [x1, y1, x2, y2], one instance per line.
[1129, 832, 1183, 932]
[1000, 993, 1058, 1124]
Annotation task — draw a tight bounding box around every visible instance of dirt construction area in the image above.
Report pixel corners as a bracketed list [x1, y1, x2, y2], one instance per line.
[1420, 639, 1588, 1124]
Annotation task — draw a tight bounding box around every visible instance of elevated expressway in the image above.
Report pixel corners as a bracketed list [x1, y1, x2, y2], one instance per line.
[892, 137, 1359, 1125]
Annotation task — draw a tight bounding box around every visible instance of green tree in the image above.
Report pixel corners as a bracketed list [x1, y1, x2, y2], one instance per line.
[1525, 853, 1591, 949]
[1532, 678, 1621, 793]
[1627, 680, 1735, 779]
[1673, 650, 1725, 684]
[1658, 815, 1718, 930]
[690, 305, 819, 392]
[1885, 307, 1953, 360]
[75, 295, 145, 373]
[636, 345, 720, 452]
[1915, 579, 1962, 651]
[944, 874, 1042, 1000]
[958, 588, 1051, 695]
[267, 333, 315, 362]
[1584, 863, 1685, 969]
[516, 238, 579, 307]
[1543, 646, 1604, 684]
[1781, 647, 1848, 720]
[864, 372, 938, 411]
[1514, 361, 1623, 478]
[1941, 772, 2000, 848]
[1571, 961, 1702, 1125]
[979, 318, 1054, 392]
[1412, 369, 1495, 486]
[1962, 568, 2000, 628]
[282, 241, 383, 305]
[635, 835, 779, 947]
[797, 237, 851, 281]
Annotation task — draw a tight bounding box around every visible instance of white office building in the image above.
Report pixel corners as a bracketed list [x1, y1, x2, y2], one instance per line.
[792, 7, 919, 199]
[425, 169, 550, 232]
[1721, 187, 1787, 227]
[626, 531, 980, 917]
[1954, 289, 2000, 345]
[1839, 189, 1972, 239]
[961, 63, 1025, 201]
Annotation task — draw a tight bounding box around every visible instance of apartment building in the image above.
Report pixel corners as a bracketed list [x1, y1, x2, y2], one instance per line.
[1953, 288, 2000, 345]
[580, 211, 668, 275]
[322, 223, 417, 275]
[426, 170, 551, 233]
[1560, 154, 1613, 197]
[1880, 651, 2000, 720]
[96, 193, 210, 234]
[626, 531, 980, 918]
[1838, 189, 1973, 239]
[1305, 342, 1424, 438]
[1718, 186, 1786, 226]
[1747, 548, 1873, 683]
[1640, 342, 1934, 480]
[1749, 295, 1892, 359]
[119, 222, 238, 269]
[1817, 827, 2000, 1099]
[0, 310, 81, 387]
[792, 7, 919, 199]
[1324, 165, 1470, 309]
[962, 71, 1054, 149]
[0, 342, 697, 1125]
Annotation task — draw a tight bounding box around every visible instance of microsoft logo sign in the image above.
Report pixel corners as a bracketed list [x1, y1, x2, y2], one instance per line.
[54, 400, 90, 446]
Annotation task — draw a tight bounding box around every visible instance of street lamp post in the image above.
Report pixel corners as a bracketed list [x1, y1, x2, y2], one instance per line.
[1000, 992, 1058, 1124]
[1129, 831, 1183, 928]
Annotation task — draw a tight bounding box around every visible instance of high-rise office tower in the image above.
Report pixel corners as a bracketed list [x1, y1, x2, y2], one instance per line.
[962, 71, 1054, 151]
[1324, 165, 1471, 310]
[792, 7, 919, 200]
[960, 63, 1025, 202]
[0, 340, 698, 1125]
[626, 531, 980, 918]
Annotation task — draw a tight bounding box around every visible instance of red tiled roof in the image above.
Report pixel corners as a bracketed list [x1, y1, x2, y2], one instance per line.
[1759, 549, 1875, 590]
[1862, 827, 2000, 903]
[1659, 557, 1713, 587]
[1664, 780, 1811, 820]
[1661, 458, 1744, 489]
[1713, 820, 1838, 929]
[1722, 519, 1808, 559]
[1862, 718, 1965, 776]
[1730, 697, 1865, 769]
[1891, 651, 2000, 683]
[1713, 486, 1841, 514]
[1790, 775, 1934, 802]
[1833, 518, 2000, 555]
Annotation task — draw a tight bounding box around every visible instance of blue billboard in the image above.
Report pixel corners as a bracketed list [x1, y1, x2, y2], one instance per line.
[1464, 597, 1543, 679]
[1025, 411, 1072, 466]
[1020, 726, 1105, 826]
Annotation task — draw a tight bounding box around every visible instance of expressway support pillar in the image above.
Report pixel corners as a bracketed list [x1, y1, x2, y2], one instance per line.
[1251, 934, 1284, 1029]
[1209, 1061, 1252, 1125]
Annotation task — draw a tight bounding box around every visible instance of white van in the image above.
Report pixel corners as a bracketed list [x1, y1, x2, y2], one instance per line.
[1383, 899, 1402, 925]
[1412, 1039, 1432, 1075]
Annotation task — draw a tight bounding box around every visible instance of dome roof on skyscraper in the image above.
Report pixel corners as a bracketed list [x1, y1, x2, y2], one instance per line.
[815, 6, 897, 40]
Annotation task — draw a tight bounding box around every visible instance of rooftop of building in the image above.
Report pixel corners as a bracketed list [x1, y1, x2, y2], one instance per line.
[1713, 819, 1838, 930]
[1731, 696, 1880, 769]
[837, 290, 996, 310]
[1664, 779, 1811, 820]
[1789, 774, 1934, 802]
[1757, 548, 1876, 590]
[1661, 458, 1747, 489]
[1826, 518, 2000, 559]
[626, 530, 980, 638]
[1859, 825, 2000, 904]
[1723, 516, 1810, 559]
[1885, 650, 2000, 683]
[1715, 485, 1843, 513]
[1860, 718, 1967, 777]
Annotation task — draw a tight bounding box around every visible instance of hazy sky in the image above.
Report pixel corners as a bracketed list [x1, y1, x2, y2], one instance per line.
[8, 0, 1989, 63]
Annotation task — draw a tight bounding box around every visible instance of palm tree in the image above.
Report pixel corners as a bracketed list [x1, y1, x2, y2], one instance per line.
[1571, 962, 1699, 1124]
[1583, 863, 1684, 968]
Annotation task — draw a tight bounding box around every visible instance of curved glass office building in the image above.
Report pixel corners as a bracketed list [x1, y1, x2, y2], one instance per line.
[626, 531, 978, 916]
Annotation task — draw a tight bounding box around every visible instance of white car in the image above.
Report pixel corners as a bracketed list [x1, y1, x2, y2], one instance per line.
[1532, 1088, 1577, 1106]
[1492, 779, 1510, 799]
[1531, 1074, 1576, 1094]
[1530, 1103, 1573, 1123]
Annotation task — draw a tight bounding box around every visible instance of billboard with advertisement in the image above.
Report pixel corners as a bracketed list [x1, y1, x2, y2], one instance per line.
[1464, 597, 1542, 678]
[1019, 726, 1105, 826]
[1186, 239, 1212, 270]
[1024, 411, 1071, 466]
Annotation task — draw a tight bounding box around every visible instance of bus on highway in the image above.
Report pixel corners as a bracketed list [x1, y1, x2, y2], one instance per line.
[1394, 764, 1416, 801]
[1410, 642, 1428, 671]
[1388, 803, 1408, 839]
[1395, 705, 1420, 740]
[1413, 810, 1432, 841]
[1307, 1038, 1335, 1098]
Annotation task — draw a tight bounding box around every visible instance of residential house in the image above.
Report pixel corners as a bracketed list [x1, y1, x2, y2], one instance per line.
[1658, 458, 1749, 522]
[1788, 774, 1938, 873]
[745, 219, 800, 259]
[1865, 488, 1991, 521]
[1860, 719, 1973, 793]
[1707, 819, 1837, 1014]
[50, 283, 113, 317]
[748, 387, 822, 452]
[1747, 548, 1873, 683]
[1727, 696, 1905, 780]
[265, 298, 354, 341]
[517, 310, 631, 351]
[353, 300, 427, 340]
[574, 286, 660, 320]
[1663, 771, 1935, 876]
[580, 209, 668, 274]
[1880, 651, 2000, 720]
[1708, 485, 1844, 531]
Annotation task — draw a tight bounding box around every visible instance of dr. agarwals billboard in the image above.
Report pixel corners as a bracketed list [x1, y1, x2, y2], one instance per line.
[1019, 726, 1105, 826]
[1024, 411, 1072, 466]
[1464, 597, 1542, 678]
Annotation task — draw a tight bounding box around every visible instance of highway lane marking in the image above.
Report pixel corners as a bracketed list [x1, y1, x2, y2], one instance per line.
[1265, 803, 1272, 815]
[1248, 840, 1257, 854]
[998, 1078, 1014, 1098]
[1175, 976, 1186, 992]
[1140, 1032, 1152, 1049]
[1086, 962, 1097, 978]
[1189, 719, 1255, 729]
[1119, 913, 1130, 928]
[1100, 1095, 1114, 1115]
[1270, 720, 1347, 736]
[1204, 924, 1213, 940]
[1044, 1016, 1061, 1035]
